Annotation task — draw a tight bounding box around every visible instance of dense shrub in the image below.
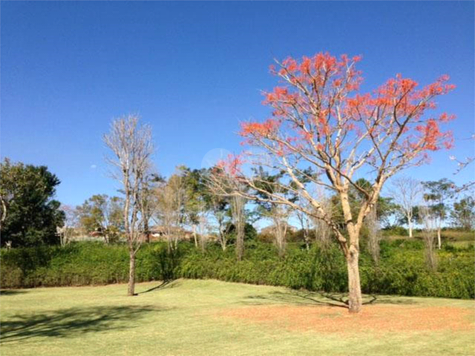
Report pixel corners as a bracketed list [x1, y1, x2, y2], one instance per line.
[1, 240, 473, 299]
[382, 226, 409, 237]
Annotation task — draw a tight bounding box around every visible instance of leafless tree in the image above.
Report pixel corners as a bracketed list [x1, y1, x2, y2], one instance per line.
[208, 168, 247, 261]
[154, 171, 186, 252]
[104, 115, 154, 296]
[261, 204, 291, 257]
[140, 178, 158, 243]
[419, 205, 438, 271]
[389, 177, 423, 238]
[310, 188, 332, 249]
[365, 206, 381, 265]
[196, 202, 210, 253]
[58, 204, 80, 245]
[209, 196, 231, 251]
[295, 209, 312, 251]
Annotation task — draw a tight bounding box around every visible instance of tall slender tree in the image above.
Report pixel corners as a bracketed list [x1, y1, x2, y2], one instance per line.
[104, 115, 154, 296]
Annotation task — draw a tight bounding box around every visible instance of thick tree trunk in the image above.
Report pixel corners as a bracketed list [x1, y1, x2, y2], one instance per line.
[408, 220, 413, 238]
[346, 246, 362, 313]
[127, 250, 136, 296]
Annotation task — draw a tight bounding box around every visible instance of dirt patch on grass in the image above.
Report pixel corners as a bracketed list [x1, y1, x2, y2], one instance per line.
[218, 305, 475, 334]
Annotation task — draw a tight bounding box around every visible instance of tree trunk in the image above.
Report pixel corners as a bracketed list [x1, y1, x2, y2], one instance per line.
[192, 225, 198, 248]
[236, 222, 244, 261]
[408, 219, 413, 238]
[220, 233, 227, 251]
[346, 246, 362, 313]
[144, 219, 150, 243]
[304, 229, 310, 251]
[437, 227, 441, 249]
[127, 250, 136, 296]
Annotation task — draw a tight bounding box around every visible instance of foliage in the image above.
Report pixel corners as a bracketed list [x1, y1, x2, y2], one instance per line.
[451, 196, 475, 230]
[2, 240, 473, 299]
[77, 194, 124, 243]
[0, 158, 65, 247]
[421, 178, 456, 226]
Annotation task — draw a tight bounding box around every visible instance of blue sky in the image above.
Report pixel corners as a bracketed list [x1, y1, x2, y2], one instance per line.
[1, 1, 474, 206]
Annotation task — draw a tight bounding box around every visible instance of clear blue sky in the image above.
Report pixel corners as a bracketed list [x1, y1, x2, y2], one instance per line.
[1, 1, 473, 206]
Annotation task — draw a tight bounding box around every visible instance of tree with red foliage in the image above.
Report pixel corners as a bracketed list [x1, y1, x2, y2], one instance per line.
[221, 52, 455, 313]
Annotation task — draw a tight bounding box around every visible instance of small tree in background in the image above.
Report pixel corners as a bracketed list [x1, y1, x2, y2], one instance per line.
[209, 165, 247, 261]
[77, 194, 124, 243]
[104, 115, 154, 296]
[365, 206, 381, 265]
[253, 168, 294, 257]
[419, 205, 438, 271]
[58, 205, 80, 245]
[422, 178, 455, 249]
[451, 196, 475, 231]
[154, 169, 186, 252]
[221, 52, 455, 313]
[389, 176, 423, 238]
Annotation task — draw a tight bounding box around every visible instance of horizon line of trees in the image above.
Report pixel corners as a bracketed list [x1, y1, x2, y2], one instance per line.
[1, 157, 473, 251]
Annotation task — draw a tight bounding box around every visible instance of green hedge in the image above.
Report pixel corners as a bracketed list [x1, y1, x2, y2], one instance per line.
[1, 241, 473, 299]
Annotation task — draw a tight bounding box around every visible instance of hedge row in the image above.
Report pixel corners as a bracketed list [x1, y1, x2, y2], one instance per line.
[1, 240, 473, 299]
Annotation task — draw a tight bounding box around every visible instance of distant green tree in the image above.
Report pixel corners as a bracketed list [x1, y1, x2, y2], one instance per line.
[77, 194, 124, 243]
[0, 158, 64, 247]
[182, 167, 235, 251]
[422, 178, 456, 248]
[451, 196, 475, 231]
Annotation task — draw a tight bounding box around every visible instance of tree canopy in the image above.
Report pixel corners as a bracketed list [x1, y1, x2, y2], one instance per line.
[0, 158, 64, 247]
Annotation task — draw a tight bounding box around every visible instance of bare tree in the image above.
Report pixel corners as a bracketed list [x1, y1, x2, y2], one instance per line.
[197, 201, 210, 253]
[311, 188, 332, 249]
[295, 209, 312, 251]
[58, 204, 80, 245]
[104, 115, 154, 296]
[140, 177, 158, 243]
[365, 206, 381, 265]
[208, 168, 247, 261]
[389, 177, 423, 238]
[419, 205, 438, 271]
[154, 171, 186, 252]
[209, 196, 231, 251]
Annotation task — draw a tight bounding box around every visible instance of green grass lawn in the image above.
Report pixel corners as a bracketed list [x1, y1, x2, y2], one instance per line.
[1, 279, 474, 356]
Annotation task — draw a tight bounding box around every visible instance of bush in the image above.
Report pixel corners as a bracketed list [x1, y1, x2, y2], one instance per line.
[1, 240, 473, 299]
[382, 226, 408, 237]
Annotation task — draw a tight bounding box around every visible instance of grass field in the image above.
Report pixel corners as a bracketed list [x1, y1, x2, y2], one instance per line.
[1, 279, 474, 356]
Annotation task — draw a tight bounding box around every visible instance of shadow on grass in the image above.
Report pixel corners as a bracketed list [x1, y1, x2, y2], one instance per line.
[0, 290, 28, 296]
[244, 290, 417, 309]
[0, 305, 159, 343]
[244, 291, 349, 309]
[139, 280, 182, 294]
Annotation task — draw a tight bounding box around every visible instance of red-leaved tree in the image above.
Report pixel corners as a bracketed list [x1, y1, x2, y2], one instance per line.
[220, 53, 455, 313]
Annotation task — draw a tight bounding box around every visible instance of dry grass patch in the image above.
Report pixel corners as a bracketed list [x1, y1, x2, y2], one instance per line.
[219, 304, 475, 334]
